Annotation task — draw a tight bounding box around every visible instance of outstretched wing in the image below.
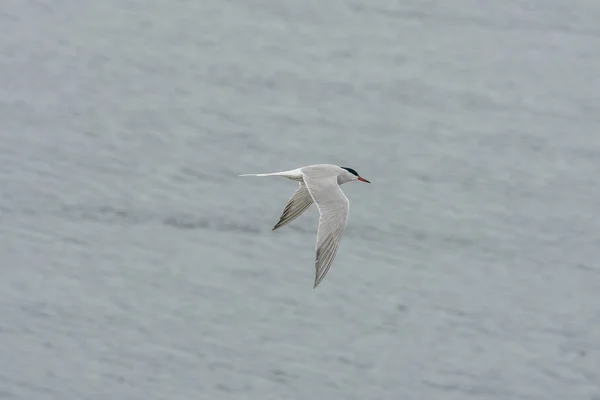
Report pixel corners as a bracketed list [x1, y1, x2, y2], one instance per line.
[301, 167, 350, 288]
[272, 182, 314, 231]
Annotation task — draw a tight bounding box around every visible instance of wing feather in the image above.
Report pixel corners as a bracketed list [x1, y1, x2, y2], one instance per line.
[272, 182, 313, 231]
[301, 167, 350, 288]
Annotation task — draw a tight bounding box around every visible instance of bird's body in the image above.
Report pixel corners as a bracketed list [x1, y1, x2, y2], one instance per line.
[239, 164, 370, 288]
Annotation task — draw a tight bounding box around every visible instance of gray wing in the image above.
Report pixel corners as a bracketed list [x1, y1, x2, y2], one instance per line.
[272, 182, 314, 231]
[302, 168, 350, 288]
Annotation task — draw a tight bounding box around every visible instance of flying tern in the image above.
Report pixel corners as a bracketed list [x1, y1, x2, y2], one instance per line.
[240, 164, 370, 288]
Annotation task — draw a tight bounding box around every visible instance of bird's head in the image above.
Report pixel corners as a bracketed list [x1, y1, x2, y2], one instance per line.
[340, 166, 370, 184]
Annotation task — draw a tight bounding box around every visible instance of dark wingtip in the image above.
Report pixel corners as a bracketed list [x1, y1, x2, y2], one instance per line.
[313, 272, 321, 289]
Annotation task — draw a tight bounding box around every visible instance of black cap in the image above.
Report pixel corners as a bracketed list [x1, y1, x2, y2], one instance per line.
[340, 166, 359, 176]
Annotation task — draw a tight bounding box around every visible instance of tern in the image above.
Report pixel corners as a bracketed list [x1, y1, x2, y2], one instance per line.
[240, 164, 370, 288]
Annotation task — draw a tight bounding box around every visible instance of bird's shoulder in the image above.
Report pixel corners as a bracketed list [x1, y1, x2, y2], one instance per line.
[300, 164, 342, 178]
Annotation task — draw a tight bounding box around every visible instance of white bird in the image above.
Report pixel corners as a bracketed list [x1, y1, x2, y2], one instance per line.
[240, 164, 370, 288]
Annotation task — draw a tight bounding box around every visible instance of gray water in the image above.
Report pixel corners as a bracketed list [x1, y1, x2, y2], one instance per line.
[1, 1, 600, 399]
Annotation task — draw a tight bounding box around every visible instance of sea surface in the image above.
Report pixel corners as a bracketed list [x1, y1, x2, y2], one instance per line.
[1, 1, 600, 399]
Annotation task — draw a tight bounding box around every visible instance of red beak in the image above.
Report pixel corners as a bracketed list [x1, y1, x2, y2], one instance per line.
[358, 176, 370, 183]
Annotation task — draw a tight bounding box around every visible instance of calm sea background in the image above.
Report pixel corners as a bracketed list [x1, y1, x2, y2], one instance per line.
[1, 1, 600, 399]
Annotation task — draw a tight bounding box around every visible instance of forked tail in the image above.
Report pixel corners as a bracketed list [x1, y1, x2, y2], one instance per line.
[238, 173, 279, 177]
[239, 168, 303, 181]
